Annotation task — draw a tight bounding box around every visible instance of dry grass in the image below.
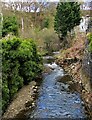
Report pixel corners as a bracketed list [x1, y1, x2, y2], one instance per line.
[55, 28, 86, 60]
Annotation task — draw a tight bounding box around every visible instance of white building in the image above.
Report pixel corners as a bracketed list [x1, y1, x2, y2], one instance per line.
[79, 16, 90, 32]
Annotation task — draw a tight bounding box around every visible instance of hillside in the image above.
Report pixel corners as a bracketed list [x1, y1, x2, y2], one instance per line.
[2, 8, 60, 55]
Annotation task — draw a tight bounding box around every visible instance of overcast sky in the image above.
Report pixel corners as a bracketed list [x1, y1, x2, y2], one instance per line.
[1, 0, 92, 3]
[1, 0, 59, 2]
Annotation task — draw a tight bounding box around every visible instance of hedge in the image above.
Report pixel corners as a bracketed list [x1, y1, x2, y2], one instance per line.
[2, 36, 43, 113]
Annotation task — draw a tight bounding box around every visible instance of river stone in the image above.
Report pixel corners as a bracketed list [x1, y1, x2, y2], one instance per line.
[25, 101, 33, 107]
[58, 74, 72, 83]
[68, 82, 80, 92]
[43, 66, 53, 74]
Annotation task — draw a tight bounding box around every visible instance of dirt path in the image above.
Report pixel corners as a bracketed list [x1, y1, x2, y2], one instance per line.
[2, 81, 38, 119]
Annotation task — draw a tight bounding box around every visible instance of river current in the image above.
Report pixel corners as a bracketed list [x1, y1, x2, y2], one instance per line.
[28, 56, 87, 119]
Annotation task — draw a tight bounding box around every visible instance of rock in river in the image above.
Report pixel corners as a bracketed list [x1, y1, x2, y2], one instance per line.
[58, 74, 72, 83]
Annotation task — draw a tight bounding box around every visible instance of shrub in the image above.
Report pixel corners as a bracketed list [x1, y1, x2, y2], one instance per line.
[2, 16, 18, 37]
[42, 18, 49, 29]
[87, 33, 92, 52]
[2, 36, 43, 113]
[38, 28, 59, 54]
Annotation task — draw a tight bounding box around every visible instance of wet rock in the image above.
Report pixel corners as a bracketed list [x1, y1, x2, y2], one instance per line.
[71, 65, 75, 69]
[31, 86, 35, 89]
[68, 82, 81, 92]
[43, 66, 53, 74]
[58, 74, 72, 83]
[67, 81, 74, 84]
[25, 101, 32, 107]
[33, 89, 37, 92]
[32, 102, 35, 107]
[35, 86, 38, 89]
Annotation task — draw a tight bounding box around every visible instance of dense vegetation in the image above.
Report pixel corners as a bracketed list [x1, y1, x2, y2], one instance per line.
[0, 14, 3, 38]
[1, 1, 89, 115]
[54, 2, 81, 41]
[2, 3, 60, 55]
[1, 3, 64, 114]
[2, 16, 18, 37]
[2, 37, 43, 112]
[87, 17, 92, 52]
[87, 33, 92, 52]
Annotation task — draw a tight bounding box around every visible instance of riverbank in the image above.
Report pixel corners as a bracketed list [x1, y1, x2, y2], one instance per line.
[56, 59, 92, 118]
[2, 80, 40, 120]
[55, 32, 92, 119]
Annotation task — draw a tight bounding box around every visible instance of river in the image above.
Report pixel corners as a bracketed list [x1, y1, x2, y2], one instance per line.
[26, 55, 87, 119]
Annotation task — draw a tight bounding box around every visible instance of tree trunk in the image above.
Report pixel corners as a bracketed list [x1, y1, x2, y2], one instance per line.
[21, 17, 24, 34]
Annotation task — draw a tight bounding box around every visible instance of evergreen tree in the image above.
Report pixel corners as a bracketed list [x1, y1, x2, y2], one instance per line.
[2, 16, 18, 37]
[54, 2, 81, 41]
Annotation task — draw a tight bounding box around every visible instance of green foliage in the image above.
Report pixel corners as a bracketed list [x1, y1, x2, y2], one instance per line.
[2, 37, 43, 113]
[54, 2, 81, 40]
[87, 33, 92, 52]
[0, 14, 3, 38]
[38, 28, 59, 54]
[2, 16, 18, 37]
[42, 18, 49, 29]
[17, 39, 43, 84]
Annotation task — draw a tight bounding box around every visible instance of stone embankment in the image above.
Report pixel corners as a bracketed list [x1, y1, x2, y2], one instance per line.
[57, 57, 92, 118]
[82, 45, 92, 118]
[56, 33, 92, 119]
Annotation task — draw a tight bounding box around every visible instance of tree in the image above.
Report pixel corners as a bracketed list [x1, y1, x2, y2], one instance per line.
[54, 2, 81, 41]
[0, 13, 3, 38]
[2, 16, 18, 37]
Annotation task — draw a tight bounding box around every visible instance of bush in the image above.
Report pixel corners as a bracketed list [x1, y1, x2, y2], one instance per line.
[38, 28, 59, 54]
[87, 33, 92, 52]
[2, 37, 43, 112]
[42, 18, 49, 29]
[2, 16, 18, 37]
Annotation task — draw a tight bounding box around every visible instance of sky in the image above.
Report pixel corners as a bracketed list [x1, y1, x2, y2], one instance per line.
[1, 0, 59, 2]
[1, 0, 92, 3]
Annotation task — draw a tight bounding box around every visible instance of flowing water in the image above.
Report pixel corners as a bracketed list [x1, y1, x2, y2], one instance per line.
[28, 56, 87, 119]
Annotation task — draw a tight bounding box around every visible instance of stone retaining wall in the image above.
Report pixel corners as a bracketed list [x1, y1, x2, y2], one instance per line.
[82, 42, 92, 119]
[82, 47, 92, 91]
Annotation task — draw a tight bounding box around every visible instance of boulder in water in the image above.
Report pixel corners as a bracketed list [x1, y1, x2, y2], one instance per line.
[44, 63, 58, 70]
[58, 74, 72, 83]
[50, 62, 58, 69]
